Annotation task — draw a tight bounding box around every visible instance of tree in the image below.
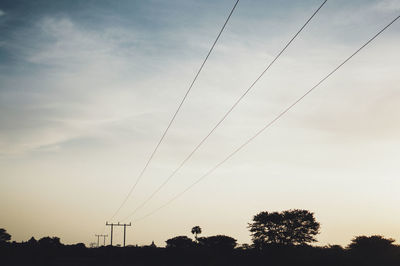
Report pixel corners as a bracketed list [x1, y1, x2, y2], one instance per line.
[198, 235, 237, 250]
[165, 236, 195, 249]
[38, 237, 62, 248]
[248, 209, 320, 247]
[191, 226, 202, 241]
[149, 241, 157, 248]
[348, 235, 395, 252]
[27, 237, 37, 247]
[0, 228, 11, 243]
[71, 243, 86, 249]
[347, 235, 398, 264]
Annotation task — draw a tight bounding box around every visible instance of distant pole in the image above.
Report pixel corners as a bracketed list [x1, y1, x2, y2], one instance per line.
[123, 223, 129, 247]
[95, 235, 101, 247]
[105, 222, 131, 247]
[106, 222, 114, 246]
[102, 235, 108, 246]
[95, 234, 108, 247]
[124, 224, 126, 247]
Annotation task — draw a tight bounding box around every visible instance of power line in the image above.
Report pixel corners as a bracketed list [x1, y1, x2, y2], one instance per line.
[121, 0, 328, 221]
[132, 14, 400, 223]
[108, 0, 240, 221]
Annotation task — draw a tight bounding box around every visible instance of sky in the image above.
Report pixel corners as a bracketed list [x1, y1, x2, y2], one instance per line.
[0, 0, 399, 247]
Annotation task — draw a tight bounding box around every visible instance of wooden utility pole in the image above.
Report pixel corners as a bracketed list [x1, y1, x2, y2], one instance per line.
[102, 234, 108, 246]
[95, 234, 108, 247]
[106, 222, 131, 246]
[106, 222, 114, 246]
[122, 223, 131, 247]
[95, 234, 100, 247]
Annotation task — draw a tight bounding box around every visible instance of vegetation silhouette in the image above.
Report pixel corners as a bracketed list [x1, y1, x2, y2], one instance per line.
[197, 235, 237, 250]
[37, 237, 62, 248]
[2, 211, 400, 266]
[347, 235, 400, 265]
[165, 236, 195, 249]
[191, 226, 201, 241]
[348, 235, 396, 251]
[0, 228, 11, 243]
[249, 209, 320, 248]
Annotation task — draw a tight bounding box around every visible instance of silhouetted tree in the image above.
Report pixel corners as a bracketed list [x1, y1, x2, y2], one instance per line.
[73, 243, 86, 249]
[38, 237, 62, 248]
[0, 228, 11, 243]
[347, 235, 399, 265]
[348, 235, 395, 252]
[248, 209, 320, 247]
[149, 241, 157, 248]
[165, 236, 195, 249]
[198, 235, 237, 250]
[27, 237, 37, 247]
[191, 226, 202, 241]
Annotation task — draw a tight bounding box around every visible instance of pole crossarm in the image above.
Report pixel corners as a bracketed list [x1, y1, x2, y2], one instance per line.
[95, 234, 108, 247]
[106, 222, 131, 247]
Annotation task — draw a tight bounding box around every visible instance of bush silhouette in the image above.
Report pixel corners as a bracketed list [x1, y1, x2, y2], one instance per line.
[348, 235, 395, 251]
[198, 235, 237, 250]
[38, 237, 62, 248]
[347, 235, 400, 265]
[165, 236, 195, 249]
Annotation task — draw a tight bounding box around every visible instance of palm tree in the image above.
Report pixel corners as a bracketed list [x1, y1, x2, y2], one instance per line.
[191, 226, 202, 241]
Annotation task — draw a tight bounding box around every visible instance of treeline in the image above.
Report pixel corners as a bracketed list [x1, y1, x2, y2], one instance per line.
[1, 209, 400, 266]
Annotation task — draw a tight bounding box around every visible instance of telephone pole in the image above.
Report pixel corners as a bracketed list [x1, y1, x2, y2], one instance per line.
[122, 223, 131, 247]
[106, 222, 114, 246]
[95, 234, 108, 247]
[102, 235, 108, 246]
[106, 222, 131, 246]
[95, 234, 100, 247]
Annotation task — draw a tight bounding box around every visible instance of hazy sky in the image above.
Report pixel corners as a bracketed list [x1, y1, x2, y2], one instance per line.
[1, 0, 399, 247]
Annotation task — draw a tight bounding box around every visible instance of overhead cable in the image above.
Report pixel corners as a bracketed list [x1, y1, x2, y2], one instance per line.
[108, 0, 240, 221]
[131, 13, 400, 222]
[122, 0, 328, 221]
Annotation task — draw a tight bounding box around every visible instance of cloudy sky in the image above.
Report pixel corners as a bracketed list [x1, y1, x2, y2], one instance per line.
[0, 0, 399, 247]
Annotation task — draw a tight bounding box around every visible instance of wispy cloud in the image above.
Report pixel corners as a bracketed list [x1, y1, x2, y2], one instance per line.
[0, 13, 233, 156]
[1, 1, 400, 247]
[1, 0, 400, 158]
[373, 0, 400, 12]
[0, 16, 148, 156]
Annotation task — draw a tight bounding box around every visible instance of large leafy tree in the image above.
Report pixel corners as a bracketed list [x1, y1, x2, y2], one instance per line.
[248, 209, 320, 247]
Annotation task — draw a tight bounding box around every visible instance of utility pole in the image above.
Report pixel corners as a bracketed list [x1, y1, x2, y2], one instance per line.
[95, 234, 101, 247]
[102, 235, 108, 246]
[95, 234, 108, 247]
[122, 223, 131, 247]
[106, 222, 114, 246]
[106, 222, 131, 247]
